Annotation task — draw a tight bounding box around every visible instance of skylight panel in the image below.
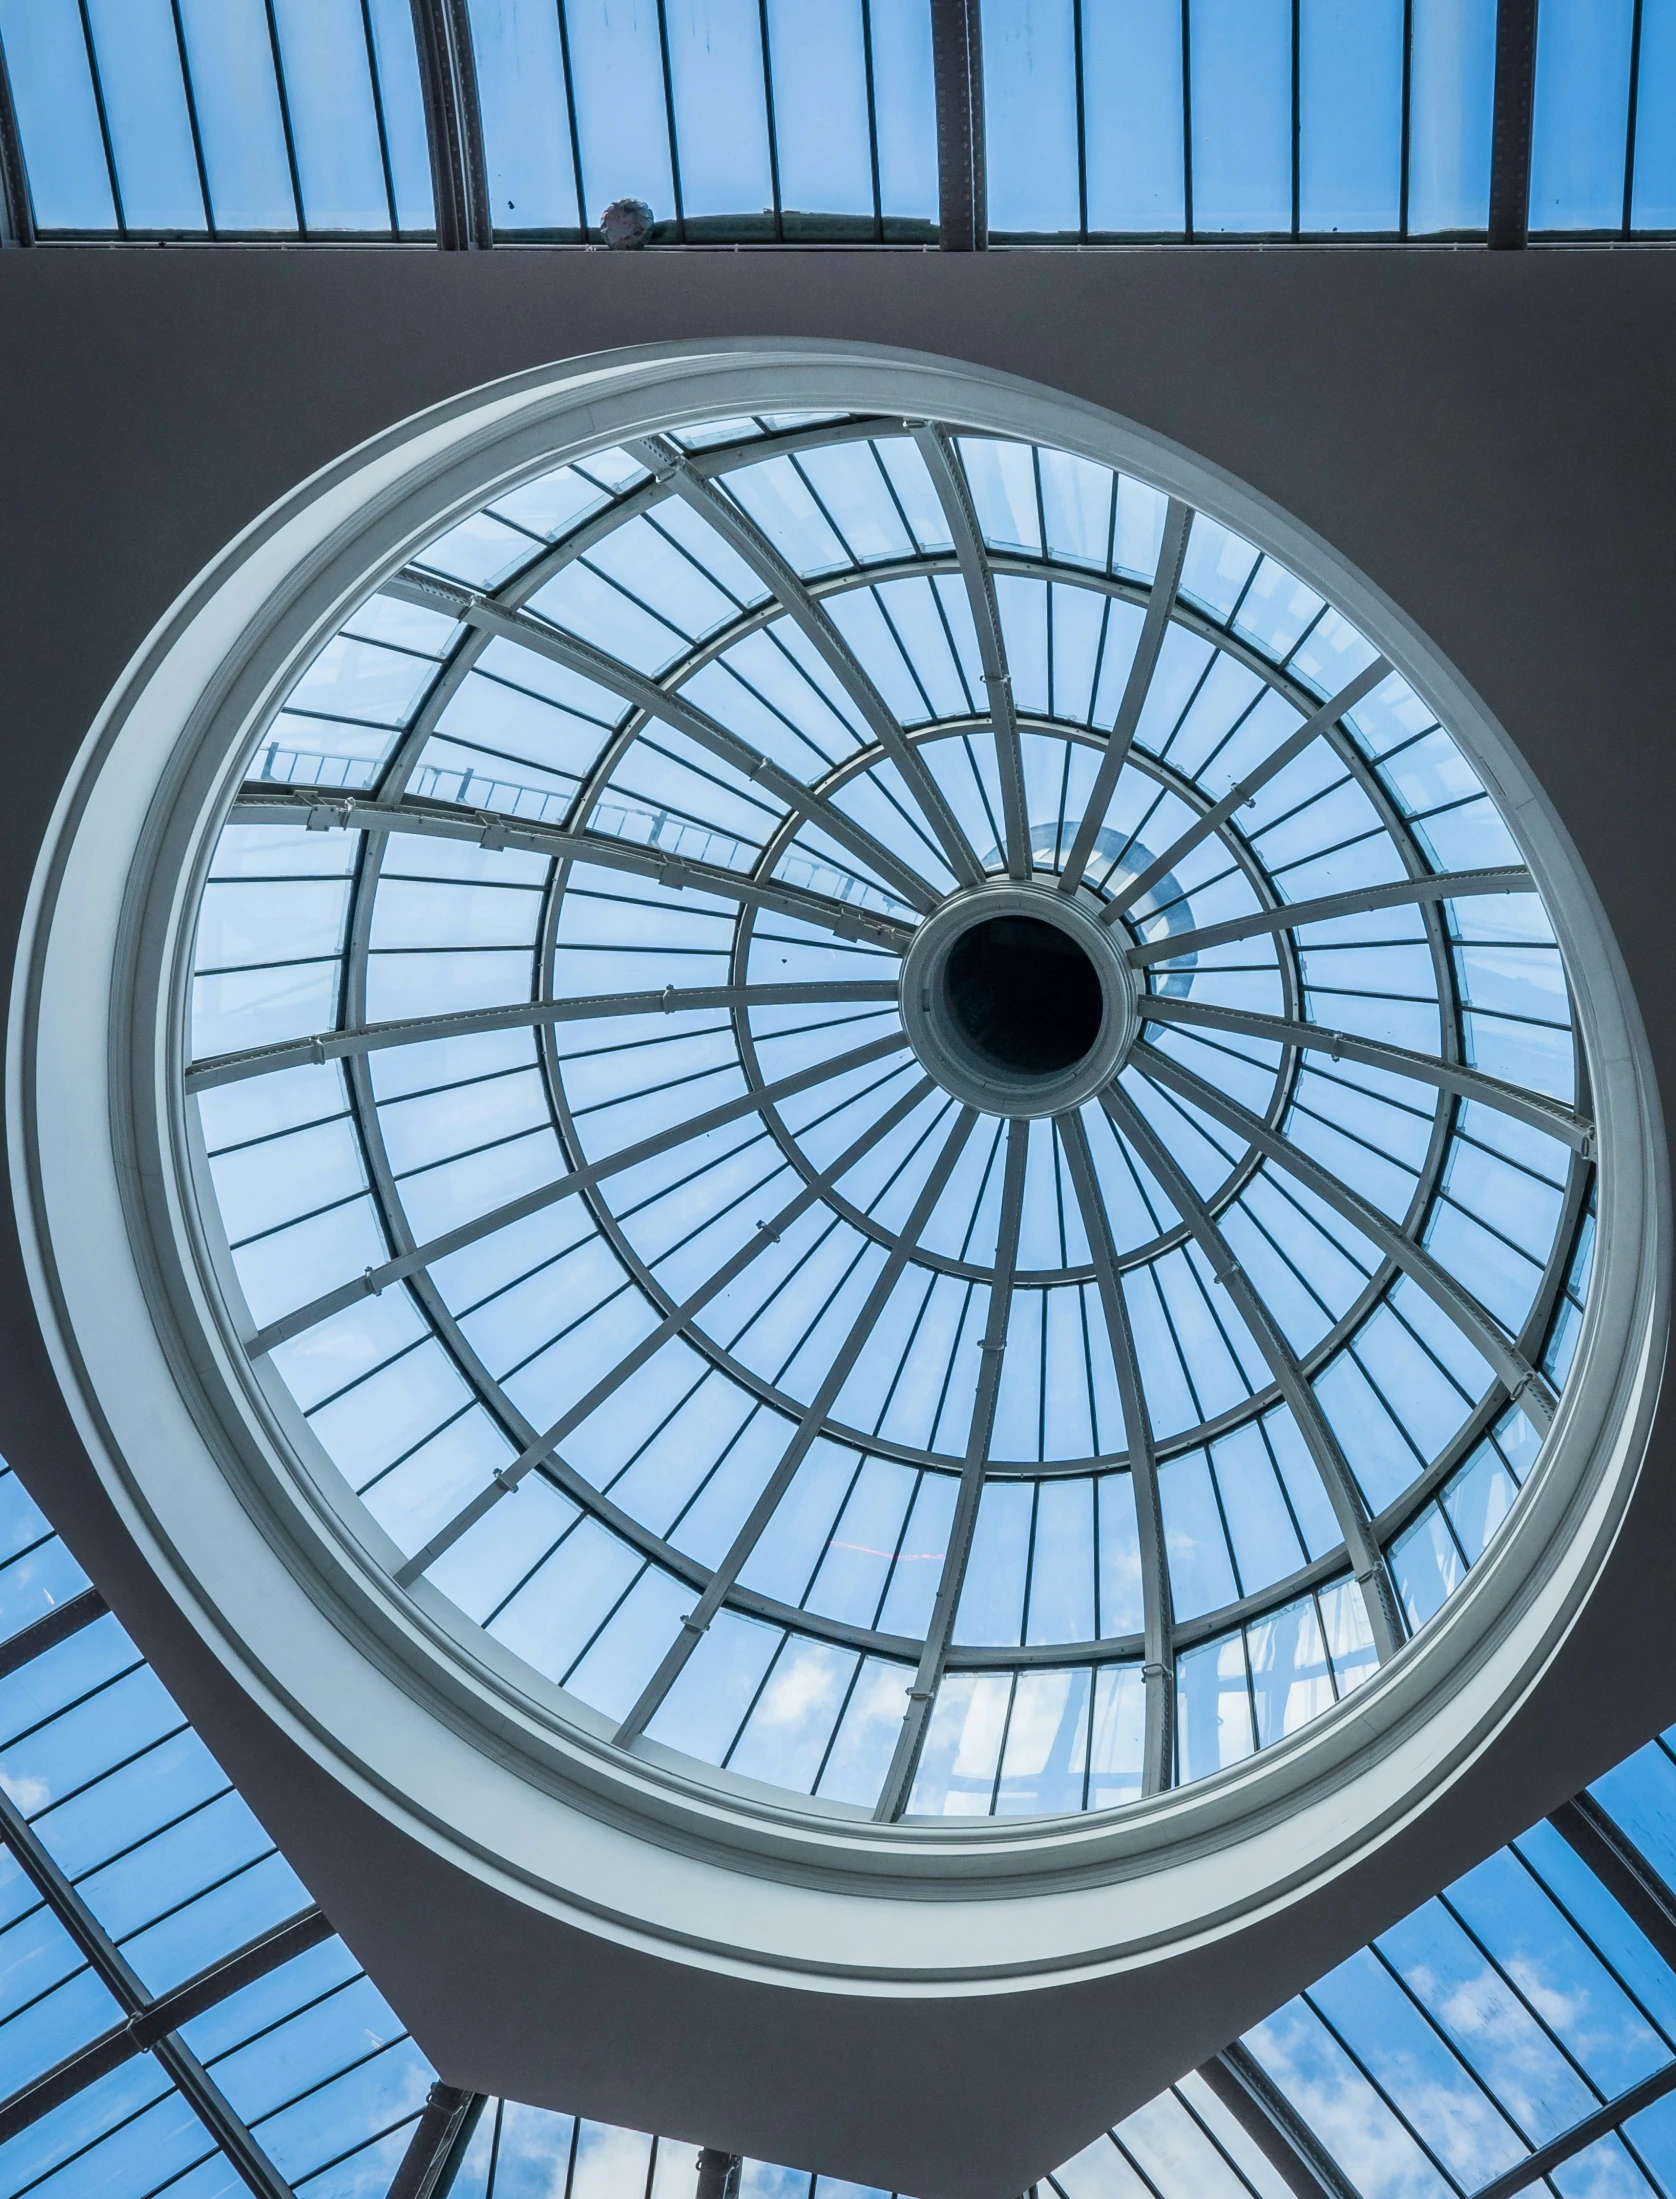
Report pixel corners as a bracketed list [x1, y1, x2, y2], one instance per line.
[763, 0, 875, 223]
[869, 0, 938, 225]
[983, 0, 1080, 236]
[1633, 2, 1676, 230]
[1190, 0, 1292, 234]
[147, 387, 1605, 1851]
[175, 0, 299, 232]
[1407, 0, 1498, 234]
[269, 0, 395, 232]
[664, 0, 774, 226]
[1532, 0, 1637, 232]
[1082, 0, 1187, 234]
[79, 0, 204, 232]
[1299, 0, 1404, 233]
[0, 0, 114, 230]
[562, 0, 676, 231]
[467, 0, 581, 235]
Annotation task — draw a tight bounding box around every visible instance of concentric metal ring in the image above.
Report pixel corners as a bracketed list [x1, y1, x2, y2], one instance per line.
[899, 881, 1139, 1117]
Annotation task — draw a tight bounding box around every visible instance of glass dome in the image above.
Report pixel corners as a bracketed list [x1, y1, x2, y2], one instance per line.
[182, 400, 1595, 1825]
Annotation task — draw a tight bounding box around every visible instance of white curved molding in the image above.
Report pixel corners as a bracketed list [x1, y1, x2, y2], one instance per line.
[7, 340, 1667, 2068]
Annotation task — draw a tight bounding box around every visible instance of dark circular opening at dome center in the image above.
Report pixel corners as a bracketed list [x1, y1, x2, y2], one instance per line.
[944, 916, 1105, 1078]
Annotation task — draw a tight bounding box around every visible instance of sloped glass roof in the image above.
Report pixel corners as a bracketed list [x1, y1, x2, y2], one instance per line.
[0, 1474, 435, 2199]
[0, 0, 1671, 243]
[6, 1449, 1676, 2199]
[180, 404, 1596, 1825]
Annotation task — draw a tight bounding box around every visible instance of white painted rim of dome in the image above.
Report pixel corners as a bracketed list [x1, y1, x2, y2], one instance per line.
[9, 339, 1667, 1997]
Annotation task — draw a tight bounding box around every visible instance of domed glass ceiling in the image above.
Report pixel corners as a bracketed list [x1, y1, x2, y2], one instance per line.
[184, 406, 1595, 1823]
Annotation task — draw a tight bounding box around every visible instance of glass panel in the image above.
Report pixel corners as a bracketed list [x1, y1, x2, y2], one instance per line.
[1532, 0, 1636, 231]
[467, 0, 581, 234]
[1189, 0, 1293, 234]
[0, 0, 115, 228]
[1407, 0, 1496, 234]
[984, 0, 1081, 235]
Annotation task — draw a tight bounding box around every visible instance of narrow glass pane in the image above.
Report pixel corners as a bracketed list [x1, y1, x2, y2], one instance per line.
[1299, 0, 1402, 232]
[1189, 0, 1292, 233]
[272, 0, 392, 230]
[177, 0, 298, 231]
[0, 0, 115, 229]
[984, 0, 1081, 235]
[1634, 0, 1676, 228]
[1083, 0, 1186, 234]
[1407, 0, 1495, 232]
[665, 0, 774, 222]
[1532, 0, 1635, 230]
[466, 0, 581, 233]
[367, 0, 434, 229]
[565, 0, 676, 229]
[84, 0, 205, 230]
[870, 0, 937, 223]
[765, 0, 875, 221]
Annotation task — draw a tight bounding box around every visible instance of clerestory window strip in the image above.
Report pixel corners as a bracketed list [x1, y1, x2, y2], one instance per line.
[1, 1, 1674, 249]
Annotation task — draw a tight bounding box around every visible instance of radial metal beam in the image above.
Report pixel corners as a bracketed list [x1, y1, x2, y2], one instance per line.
[245, 1027, 911, 1358]
[1060, 1108, 1173, 1793]
[930, 0, 986, 249]
[911, 425, 1030, 878]
[0, 19, 33, 246]
[386, 2084, 485, 2199]
[392, 1076, 935, 1587]
[613, 1106, 979, 1747]
[1140, 995, 1592, 1152]
[0, 1784, 293, 2199]
[0, 1584, 105, 1679]
[1199, 2048, 1360, 2199]
[408, 0, 492, 248]
[1102, 658, 1392, 924]
[694, 2151, 742, 2199]
[1132, 1040, 1556, 1428]
[1059, 499, 1194, 895]
[1124, 866, 1535, 966]
[227, 789, 911, 957]
[187, 980, 899, 1093]
[1104, 1084, 1404, 1662]
[1550, 1795, 1676, 1976]
[1488, 0, 1539, 249]
[875, 1115, 1028, 1820]
[1474, 2062, 1676, 2199]
[386, 572, 938, 914]
[628, 434, 984, 885]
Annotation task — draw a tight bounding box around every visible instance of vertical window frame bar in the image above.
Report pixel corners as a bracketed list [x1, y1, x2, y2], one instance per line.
[358, 0, 400, 235]
[652, 0, 686, 239]
[1181, 0, 1195, 237]
[1399, 0, 1413, 234]
[260, 0, 308, 233]
[73, 0, 125, 234]
[1624, 0, 1646, 234]
[0, 13, 35, 242]
[1290, 0, 1301, 235]
[552, 1, 587, 239]
[166, 0, 215, 235]
[756, 0, 783, 240]
[859, 0, 884, 240]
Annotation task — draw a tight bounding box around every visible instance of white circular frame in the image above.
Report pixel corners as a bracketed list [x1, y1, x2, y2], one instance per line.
[8, 340, 1667, 2002]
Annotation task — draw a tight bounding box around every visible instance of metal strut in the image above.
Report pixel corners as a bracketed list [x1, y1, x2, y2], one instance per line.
[931, 0, 986, 249]
[408, 0, 492, 248]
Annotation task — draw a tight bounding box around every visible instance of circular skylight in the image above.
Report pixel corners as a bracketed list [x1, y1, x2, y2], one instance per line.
[178, 385, 1599, 1825]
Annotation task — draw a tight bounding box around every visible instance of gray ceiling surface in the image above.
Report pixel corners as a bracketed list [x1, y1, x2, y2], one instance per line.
[0, 244, 1671, 2196]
